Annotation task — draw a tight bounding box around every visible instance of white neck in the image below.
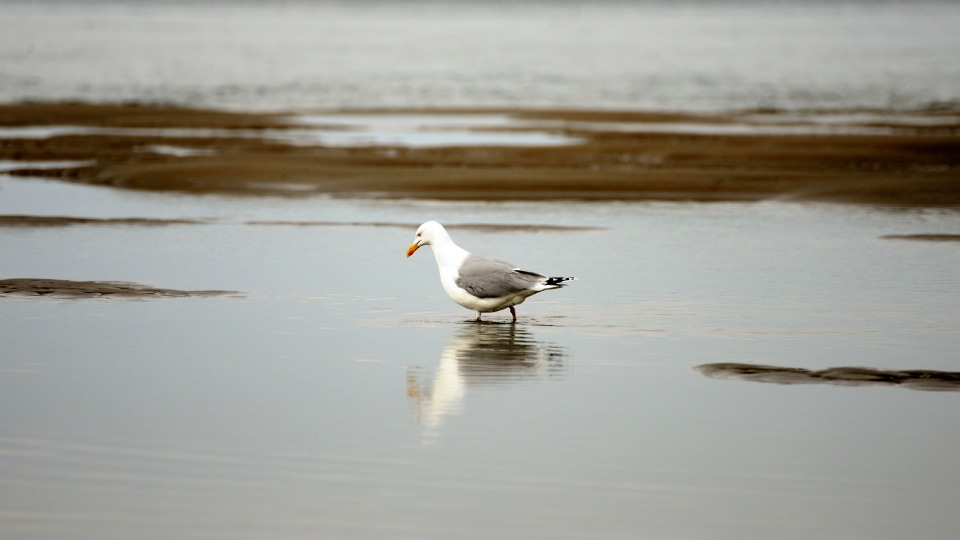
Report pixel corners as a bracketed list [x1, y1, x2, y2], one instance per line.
[429, 231, 470, 270]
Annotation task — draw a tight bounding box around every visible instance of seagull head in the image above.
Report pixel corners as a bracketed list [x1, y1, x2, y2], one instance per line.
[406, 221, 447, 257]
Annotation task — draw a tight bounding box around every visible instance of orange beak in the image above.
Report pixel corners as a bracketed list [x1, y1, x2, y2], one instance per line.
[406, 242, 420, 258]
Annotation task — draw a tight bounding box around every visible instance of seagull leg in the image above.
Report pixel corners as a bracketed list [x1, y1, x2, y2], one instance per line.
[509, 306, 517, 323]
[474, 310, 481, 322]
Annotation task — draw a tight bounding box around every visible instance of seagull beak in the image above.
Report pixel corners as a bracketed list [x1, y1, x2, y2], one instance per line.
[406, 242, 420, 258]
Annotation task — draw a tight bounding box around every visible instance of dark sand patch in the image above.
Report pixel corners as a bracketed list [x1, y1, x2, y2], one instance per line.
[2, 103, 958, 205]
[881, 234, 960, 242]
[0, 215, 206, 227]
[0, 279, 235, 299]
[696, 363, 960, 392]
[0, 103, 281, 129]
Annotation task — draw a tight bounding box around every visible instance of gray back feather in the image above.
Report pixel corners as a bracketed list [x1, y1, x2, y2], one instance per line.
[455, 255, 546, 299]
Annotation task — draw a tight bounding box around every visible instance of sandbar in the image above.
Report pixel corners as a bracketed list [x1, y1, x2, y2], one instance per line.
[696, 363, 960, 391]
[0, 215, 205, 227]
[1, 103, 958, 205]
[0, 278, 235, 299]
[881, 234, 960, 242]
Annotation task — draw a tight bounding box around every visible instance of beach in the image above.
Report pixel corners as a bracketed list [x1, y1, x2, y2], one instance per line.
[2, 2, 960, 539]
[2, 103, 958, 204]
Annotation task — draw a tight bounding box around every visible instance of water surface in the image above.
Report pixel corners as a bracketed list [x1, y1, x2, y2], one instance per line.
[3, 0, 959, 111]
[1, 173, 959, 539]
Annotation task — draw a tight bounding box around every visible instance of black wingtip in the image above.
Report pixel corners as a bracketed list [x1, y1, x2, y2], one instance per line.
[545, 276, 577, 287]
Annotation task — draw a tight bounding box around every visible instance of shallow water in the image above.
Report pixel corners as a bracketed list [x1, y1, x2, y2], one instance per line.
[2, 173, 960, 539]
[2, 0, 959, 111]
[5, 113, 955, 147]
[0, 119, 582, 148]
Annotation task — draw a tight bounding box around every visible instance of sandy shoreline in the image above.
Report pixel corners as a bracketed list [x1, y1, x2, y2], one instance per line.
[1, 103, 958, 205]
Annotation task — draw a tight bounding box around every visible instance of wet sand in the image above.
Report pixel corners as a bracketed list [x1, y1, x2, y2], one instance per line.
[1, 103, 958, 205]
[882, 234, 960, 242]
[696, 363, 960, 391]
[0, 215, 206, 227]
[0, 278, 234, 298]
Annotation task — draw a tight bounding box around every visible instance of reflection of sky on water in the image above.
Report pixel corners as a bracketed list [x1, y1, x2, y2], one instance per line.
[3, 2, 959, 111]
[1, 174, 960, 538]
[0, 122, 581, 148]
[407, 324, 566, 433]
[1, 111, 955, 151]
[0, 160, 95, 172]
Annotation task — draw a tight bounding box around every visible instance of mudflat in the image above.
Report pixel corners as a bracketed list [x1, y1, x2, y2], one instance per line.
[882, 234, 960, 242]
[0, 215, 206, 227]
[1, 103, 958, 205]
[696, 363, 960, 391]
[0, 278, 234, 299]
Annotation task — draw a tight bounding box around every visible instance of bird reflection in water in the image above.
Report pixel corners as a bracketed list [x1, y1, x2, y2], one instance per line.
[407, 324, 567, 435]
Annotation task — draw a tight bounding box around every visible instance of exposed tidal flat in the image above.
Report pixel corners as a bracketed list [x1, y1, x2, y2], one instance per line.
[2, 103, 959, 205]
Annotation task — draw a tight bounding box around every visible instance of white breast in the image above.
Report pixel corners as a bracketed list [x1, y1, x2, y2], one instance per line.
[439, 265, 484, 309]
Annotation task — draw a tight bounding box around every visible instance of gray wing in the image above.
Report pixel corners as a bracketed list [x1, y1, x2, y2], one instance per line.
[455, 255, 547, 299]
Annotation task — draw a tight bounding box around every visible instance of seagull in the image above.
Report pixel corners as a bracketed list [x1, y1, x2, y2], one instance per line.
[406, 221, 576, 322]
